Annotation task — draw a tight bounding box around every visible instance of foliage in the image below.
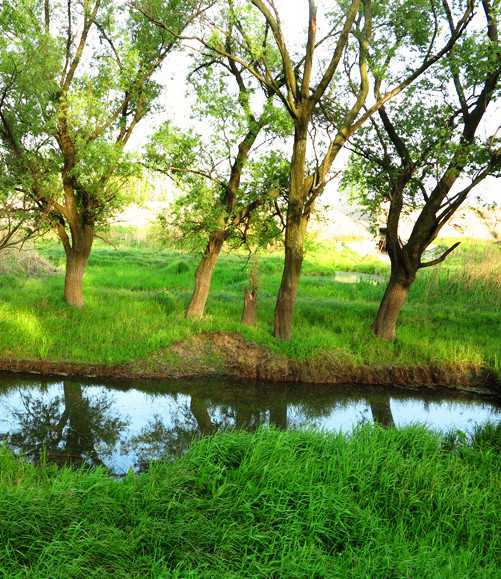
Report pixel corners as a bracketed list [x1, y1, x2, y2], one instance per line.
[0, 0, 202, 258]
[144, 46, 292, 255]
[341, 2, 501, 229]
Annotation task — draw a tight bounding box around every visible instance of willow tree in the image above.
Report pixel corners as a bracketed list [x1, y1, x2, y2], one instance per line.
[0, 0, 203, 306]
[343, 0, 501, 340]
[144, 49, 290, 319]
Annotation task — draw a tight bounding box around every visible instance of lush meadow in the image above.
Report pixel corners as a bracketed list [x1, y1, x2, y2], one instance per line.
[1, 232, 500, 577]
[1, 424, 501, 578]
[0, 229, 500, 375]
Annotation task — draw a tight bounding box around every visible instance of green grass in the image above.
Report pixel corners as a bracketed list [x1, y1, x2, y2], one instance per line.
[1, 424, 500, 578]
[0, 232, 499, 374]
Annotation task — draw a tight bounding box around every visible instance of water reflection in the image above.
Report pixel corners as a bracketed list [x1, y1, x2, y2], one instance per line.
[1, 381, 127, 471]
[0, 373, 499, 476]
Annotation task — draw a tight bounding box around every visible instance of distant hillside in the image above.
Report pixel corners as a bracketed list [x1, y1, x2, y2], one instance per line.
[315, 205, 501, 241]
[116, 202, 501, 242]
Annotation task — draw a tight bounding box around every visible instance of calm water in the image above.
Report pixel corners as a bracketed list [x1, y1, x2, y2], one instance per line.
[0, 372, 499, 476]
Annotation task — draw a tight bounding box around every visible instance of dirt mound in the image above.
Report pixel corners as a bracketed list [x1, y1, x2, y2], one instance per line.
[315, 205, 501, 242]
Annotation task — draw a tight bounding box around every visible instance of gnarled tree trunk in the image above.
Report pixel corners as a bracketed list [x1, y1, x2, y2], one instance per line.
[186, 231, 225, 319]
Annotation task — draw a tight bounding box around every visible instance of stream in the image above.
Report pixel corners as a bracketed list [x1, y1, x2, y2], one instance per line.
[0, 372, 499, 476]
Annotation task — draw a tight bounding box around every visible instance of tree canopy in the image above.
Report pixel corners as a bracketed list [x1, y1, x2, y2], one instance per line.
[342, 0, 501, 339]
[139, 0, 478, 338]
[0, 0, 202, 305]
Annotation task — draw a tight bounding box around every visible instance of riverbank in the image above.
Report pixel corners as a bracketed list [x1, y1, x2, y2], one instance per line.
[1, 237, 500, 395]
[1, 331, 500, 396]
[1, 425, 500, 578]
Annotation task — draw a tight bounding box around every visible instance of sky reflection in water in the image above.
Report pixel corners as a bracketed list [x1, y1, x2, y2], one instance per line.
[0, 374, 499, 476]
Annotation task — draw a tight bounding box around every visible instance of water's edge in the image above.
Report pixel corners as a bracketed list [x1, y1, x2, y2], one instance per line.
[1, 332, 500, 396]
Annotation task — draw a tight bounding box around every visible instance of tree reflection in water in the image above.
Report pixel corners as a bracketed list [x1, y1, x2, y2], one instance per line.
[1, 375, 498, 475]
[370, 396, 396, 428]
[125, 383, 363, 472]
[4, 381, 128, 473]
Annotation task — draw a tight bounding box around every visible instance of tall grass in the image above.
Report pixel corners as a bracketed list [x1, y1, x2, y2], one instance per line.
[0, 231, 499, 374]
[0, 425, 500, 578]
[418, 239, 501, 307]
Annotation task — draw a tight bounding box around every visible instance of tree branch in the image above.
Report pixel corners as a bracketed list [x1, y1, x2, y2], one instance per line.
[419, 241, 460, 268]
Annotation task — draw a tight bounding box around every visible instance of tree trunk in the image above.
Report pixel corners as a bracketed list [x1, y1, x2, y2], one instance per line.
[269, 405, 287, 430]
[190, 396, 213, 436]
[241, 286, 258, 326]
[62, 382, 104, 469]
[274, 121, 310, 340]
[64, 251, 88, 307]
[62, 224, 94, 308]
[235, 408, 254, 431]
[186, 231, 225, 319]
[274, 241, 305, 339]
[372, 271, 414, 340]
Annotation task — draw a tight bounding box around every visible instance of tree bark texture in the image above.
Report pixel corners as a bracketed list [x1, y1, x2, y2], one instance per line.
[62, 224, 94, 308]
[186, 232, 225, 319]
[241, 286, 258, 326]
[274, 241, 306, 339]
[371, 272, 413, 340]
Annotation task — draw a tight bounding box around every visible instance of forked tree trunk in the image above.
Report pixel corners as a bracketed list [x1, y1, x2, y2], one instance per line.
[372, 270, 415, 340]
[186, 231, 225, 319]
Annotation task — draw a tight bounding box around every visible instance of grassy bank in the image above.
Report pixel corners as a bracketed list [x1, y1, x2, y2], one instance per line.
[1, 425, 500, 578]
[0, 231, 500, 375]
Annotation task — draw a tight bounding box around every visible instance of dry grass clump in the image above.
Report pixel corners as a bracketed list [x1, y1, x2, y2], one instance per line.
[421, 240, 501, 306]
[0, 243, 62, 276]
[460, 240, 501, 294]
